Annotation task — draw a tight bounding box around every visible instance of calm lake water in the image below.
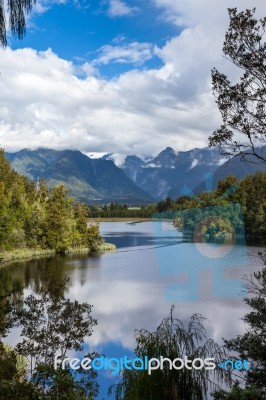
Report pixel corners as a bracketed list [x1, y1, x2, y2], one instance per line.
[3, 221, 265, 399]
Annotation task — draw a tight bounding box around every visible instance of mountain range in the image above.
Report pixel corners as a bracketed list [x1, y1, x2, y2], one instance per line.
[119, 147, 225, 200]
[5, 148, 153, 204]
[5, 146, 266, 204]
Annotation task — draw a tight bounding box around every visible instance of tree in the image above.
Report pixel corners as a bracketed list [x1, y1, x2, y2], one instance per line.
[212, 254, 266, 399]
[209, 8, 266, 163]
[14, 277, 97, 368]
[44, 185, 74, 252]
[0, 276, 99, 399]
[12, 276, 99, 399]
[0, 150, 103, 255]
[0, 0, 36, 47]
[86, 222, 101, 252]
[109, 306, 230, 400]
[156, 196, 174, 213]
[212, 383, 265, 400]
[0, 285, 41, 399]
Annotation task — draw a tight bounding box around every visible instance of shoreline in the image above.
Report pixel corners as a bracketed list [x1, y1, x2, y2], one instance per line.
[90, 217, 152, 222]
[0, 242, 116, 267]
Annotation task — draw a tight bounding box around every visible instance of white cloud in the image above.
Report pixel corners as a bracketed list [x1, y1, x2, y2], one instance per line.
[95, 42, 153, 66]
[217, 158, 228, 166]
[33, 0, 68, 16]
[105, 153, 127, 166]
[190, 159, 198, 169]
[107, 0, 138, 17]
[152, 0, 266, 28]
[0, 46, 215, 155]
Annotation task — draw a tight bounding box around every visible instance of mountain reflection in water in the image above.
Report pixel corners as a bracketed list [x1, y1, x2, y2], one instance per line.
[2, 221, 264, 399]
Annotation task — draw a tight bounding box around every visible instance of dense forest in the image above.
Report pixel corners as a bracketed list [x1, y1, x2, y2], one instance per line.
[171, 173, 266, 243]
[0, 149, 102, 257]
[88, 203, 156, 219]
[170, 172, 266, 243]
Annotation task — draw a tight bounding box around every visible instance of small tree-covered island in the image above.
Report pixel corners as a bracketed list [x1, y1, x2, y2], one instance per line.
[0, 149, 115, 264]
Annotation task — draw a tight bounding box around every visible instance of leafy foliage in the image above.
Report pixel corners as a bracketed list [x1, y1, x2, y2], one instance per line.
[109, 306, 230, 400]
[212, 256, 266, 399]
[0, 149, 102, 254]
[14, 278, 97, 369]
[88, 202, 156, 219]
[212, 382, 265, 400]
[0, 277, 99, 399]
[158, 172, 266, 243]
[209, 8, 266, 162]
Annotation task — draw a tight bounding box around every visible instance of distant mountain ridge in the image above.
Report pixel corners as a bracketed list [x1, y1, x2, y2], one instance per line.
[5, 146, 266, 204]
[119, 147, 226, 199]
[195, 146, 266, 194]
[5, 148, 153, 204]
[108, 146, 266, 199]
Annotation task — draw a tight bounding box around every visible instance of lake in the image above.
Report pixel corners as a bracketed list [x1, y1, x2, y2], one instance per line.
[2, 221, 265, 399]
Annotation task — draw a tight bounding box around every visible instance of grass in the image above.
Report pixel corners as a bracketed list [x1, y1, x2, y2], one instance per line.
[98, 242, 116, 251]
[65, 242, 116, 254]
[90, 217, 151, 222]
[0, 242, 116, 266]
[0, 248, 56, 264]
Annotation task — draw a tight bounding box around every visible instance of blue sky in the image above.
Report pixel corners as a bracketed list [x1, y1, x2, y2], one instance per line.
[1, 0, 266, 157]
[10, 0, 178, 77]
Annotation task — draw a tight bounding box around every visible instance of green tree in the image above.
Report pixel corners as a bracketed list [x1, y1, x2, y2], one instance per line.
[13, 277, 99, 399]
[209, 8, 266, 162]
[173, 172, 266, 243]
[73, 202, 90, 246]
[213, 383, 265, 400]
[15, 277, 97, 367]
[44, 185, 74, 252]
[0, 277, 99, 399]
[0, 150, 103, 254]
[110, 306, 230, 400]
[86, 222, 101, 252]
[213, 256, 266, 399]
[156, 196, 175, 213]
[0, 286, 40, 400]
